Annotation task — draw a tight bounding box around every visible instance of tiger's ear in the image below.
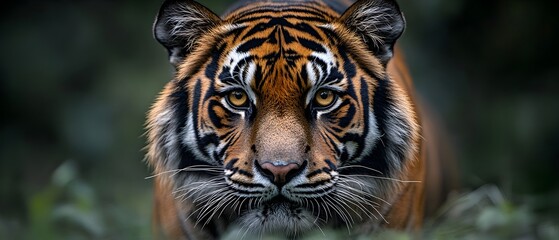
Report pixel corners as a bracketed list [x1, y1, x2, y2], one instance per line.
[153, 0, 222, 67]
[340, 0, 405, 66]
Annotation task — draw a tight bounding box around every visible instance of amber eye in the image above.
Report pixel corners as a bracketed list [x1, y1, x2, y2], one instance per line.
[314, 89, 335, 108]
[227, 90, 248, 108]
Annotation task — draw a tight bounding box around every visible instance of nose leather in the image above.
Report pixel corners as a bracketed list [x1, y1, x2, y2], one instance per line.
[260, 162, 300, 183]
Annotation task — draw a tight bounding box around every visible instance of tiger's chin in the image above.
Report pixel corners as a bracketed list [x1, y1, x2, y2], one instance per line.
[236, 198, 317, 236]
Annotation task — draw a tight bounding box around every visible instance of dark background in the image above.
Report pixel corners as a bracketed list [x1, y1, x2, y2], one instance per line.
[1, 0, 557, 239]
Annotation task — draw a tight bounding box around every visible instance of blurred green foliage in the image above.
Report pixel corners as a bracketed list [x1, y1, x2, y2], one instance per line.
[0, 0, 557, 239]
[27, 161, 105, 239]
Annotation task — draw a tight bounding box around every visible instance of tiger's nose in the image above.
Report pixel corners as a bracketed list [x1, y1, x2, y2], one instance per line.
[256, 160, 307, 185]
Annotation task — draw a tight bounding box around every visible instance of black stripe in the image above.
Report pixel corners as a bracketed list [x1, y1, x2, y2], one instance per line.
[295, 180, 333, 189]
[227, 25, 249, 43]
[306, 169, 324, 178]
[191, 80, 202, 136]
[348, 77, 390, 176]
[169, 81, 212, 169]
[235, 15, 329, 24]
[205, 44, 226, 80]
[254, 64, 265, 91]
[238, 169, 254, 178]
[225, 158, 239, 170]
[344, 77, 368, 162]
[294, 22, 324, 41]
[191, 80, 214, 160]
[218, 67, 235, 85]
[231, 6, 332, 21]
[170, 81, 188, 139]
[280, 26, 296, 44]
[178, 144, 213, 170]
[325, 159, 337, 170]
[237, 37, 268, 52]
[298, 37, 326, 53]
[337, 99, 355, 128]
[339, 46, 356, 79]
[242, 22, 271, 40]
[230, 182, 265, 190]
[317, 25, 340, 46]
[207, 100, 227, 129]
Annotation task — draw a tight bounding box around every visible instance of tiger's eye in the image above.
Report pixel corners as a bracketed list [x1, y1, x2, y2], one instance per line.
[228, 90, 248, 108]
[314, 89, 335, 107]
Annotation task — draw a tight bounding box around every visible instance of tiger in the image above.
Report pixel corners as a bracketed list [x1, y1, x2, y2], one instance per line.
[146, 0, 453, 239]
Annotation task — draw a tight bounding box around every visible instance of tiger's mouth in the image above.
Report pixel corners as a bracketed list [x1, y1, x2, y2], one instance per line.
[262, 202, 299, 221]
[250, 196, 306, 222]
[261, 196, 300, 211]
[238, 196, 316, 235]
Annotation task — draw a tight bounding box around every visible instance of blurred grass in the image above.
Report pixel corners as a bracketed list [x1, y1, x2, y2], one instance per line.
[5, 161, 153, 240]
[1, 0, 558, 239]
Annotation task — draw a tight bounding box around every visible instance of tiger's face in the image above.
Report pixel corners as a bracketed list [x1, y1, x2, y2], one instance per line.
[149, 0, 419, 236]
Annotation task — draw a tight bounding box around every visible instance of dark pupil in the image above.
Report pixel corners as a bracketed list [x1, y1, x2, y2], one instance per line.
[320, 91, 329, 99]
[234, 92, 243, 99]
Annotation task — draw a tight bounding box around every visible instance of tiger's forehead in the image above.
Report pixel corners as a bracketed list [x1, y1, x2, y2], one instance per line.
[217, 2, 345, 100]
[225, 1, 340, 23]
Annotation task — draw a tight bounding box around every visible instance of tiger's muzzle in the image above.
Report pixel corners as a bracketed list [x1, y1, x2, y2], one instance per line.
[255, 160, 308, 187]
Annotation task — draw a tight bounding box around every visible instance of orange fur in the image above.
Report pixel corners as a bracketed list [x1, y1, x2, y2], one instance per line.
[148, 0, 454, 238]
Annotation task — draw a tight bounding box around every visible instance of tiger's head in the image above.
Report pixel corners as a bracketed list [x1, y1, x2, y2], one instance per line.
[147, 0, 419, 237]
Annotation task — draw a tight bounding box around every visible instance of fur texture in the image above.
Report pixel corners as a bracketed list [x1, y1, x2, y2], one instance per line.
[147, 0, 449, 239]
